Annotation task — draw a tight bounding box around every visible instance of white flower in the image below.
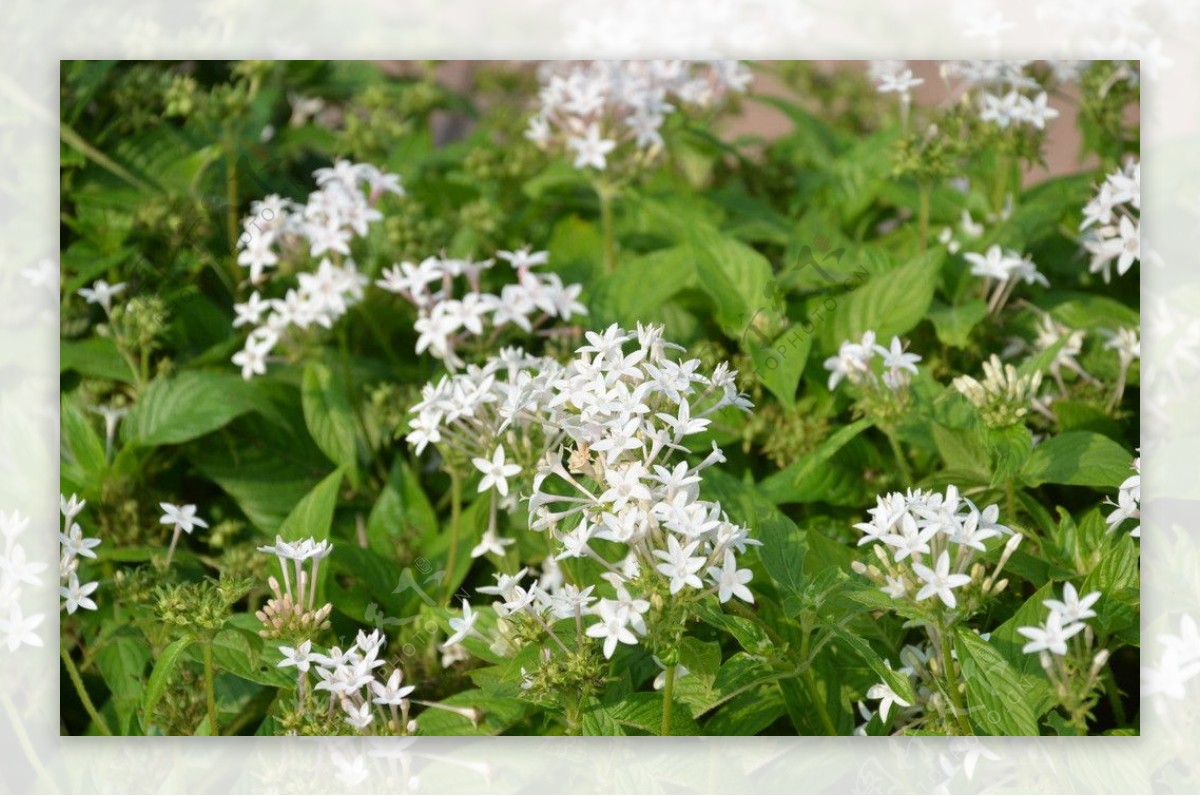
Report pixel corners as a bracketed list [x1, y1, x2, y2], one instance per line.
[1017, 611, 1085, 656]
[567, 123, 617, 170]
[78, 279, 126, 313]
[876, 68, 923, 95]
[60, 574, 99, 614]
[652, 534, 706, 595]
[278, 640, 315, 673]
[470, 528, 515, 560]
[585, 598, 639, 659]
[709, 549, 754, 604]
[443, 600, 481, 648]
[158, 503, 209, 535]
[342, 700, 374, 730]
[1043, 583, 1101, 625]
[472, 446, 522, 497]
[371, 668, 416, 705]
[866, 681, 911, 723]
[911, 550, 972, 609]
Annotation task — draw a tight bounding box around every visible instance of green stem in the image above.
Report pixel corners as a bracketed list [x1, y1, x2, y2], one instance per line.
[202, 640, 219, 737]
[886, 431, 914, 486]
[661, 665, 675, 737]
[61, 646, 112, 735]
[597, 183, 617, 274]
[565, 689, 581, 736]
[799, 628, 838, 735]
[938, 627, 972, 735]
[917, 182, 930, 253]
[442, 469, 463, 606]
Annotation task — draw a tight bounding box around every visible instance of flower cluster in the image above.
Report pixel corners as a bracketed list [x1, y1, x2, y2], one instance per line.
[278, 629, 419, 735]
[1, 508, 46, 651]
[525, 60, 751, 171]
[851, 486, 1021, 616]
[376, 247, 586, 369]
[823, 330, 921, 393]
[1105, 456, 1141, 538]
[941, 60, 1061, 130]
[1081, 158, 1140, 282]
[445, 323, 757, 665]
[953, 354, 1044, 428]
[405, 348, 566, 522]
[231, 160, 402, 378]
[1017, 583, 1110, 728]
[963, 244, 1048, 315]
[256, 536, 334, 639]
[59, 495, 99, 617]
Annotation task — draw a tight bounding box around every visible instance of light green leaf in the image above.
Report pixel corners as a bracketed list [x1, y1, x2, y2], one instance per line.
[759, 417, 874, 503]
[277, 467, 343, 543]
[122, 370, 281, 447]
[685, 222, 780, 341]
[96, 632, 151, 735]
[302, 362, 361, 488]
[747, 327, 810, 409]
[142, 635, 195, 730]
[1021, 431, 1132, 488]
[820, 250, 943, 351]
[956, 629, 1046, 736]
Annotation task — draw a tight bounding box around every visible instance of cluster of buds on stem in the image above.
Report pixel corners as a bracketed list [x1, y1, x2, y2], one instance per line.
[256, 536, 334, 639]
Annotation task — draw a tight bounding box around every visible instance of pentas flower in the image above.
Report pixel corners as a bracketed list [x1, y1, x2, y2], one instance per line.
[526, 60, 751, 172]
[230, 160, 399, 378]
[55, 497, 100, 621]
[255, 536, 334, 640]
[824, 330, 922, 395]
[963, 244, 1048, 315]
[1081, 158, 1140, 283]
[78, 278, 126, 315]
[1105, 457, 1141, 538]
[159, 502, 208, 567]
[939, 60, 1061, 131]
[377, 247, 586, 370]
[953, 354, 1043, 428]
[443, 323, 758, 674]
[279, 629, 419, 735]
[851, 486, 1021, 621]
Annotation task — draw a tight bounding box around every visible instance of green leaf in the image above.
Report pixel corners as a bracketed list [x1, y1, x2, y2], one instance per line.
[704, 469, 806, 600]
[122, 371, 281, 447]
[821, 621, 917, 706]
[703, 685, 787, 735]
[747, 327, 810, 409]
[759, 417, 874, 503]
[685, 222, 780, 341]
[986, 424, 1033, 487]
[302, 362, 361, 488]
[820, 249, 943, 351]
[591, 246, 696, 330]
[61, 397, 107, 482]
[142, 635, 195, 729]
[96, 632, 151, 734]
[1021, 431, 1132, 488]
[693, 600, 772, 655]
[277, 467, 343, 543]
[594, 692, 701, 736]
[955, 629, 1046, 736]
[678, 637, 722, 685]
[60, 337, 135, 383]
[929, 299, 987, 349]
[366, 458, 437, 556]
